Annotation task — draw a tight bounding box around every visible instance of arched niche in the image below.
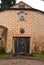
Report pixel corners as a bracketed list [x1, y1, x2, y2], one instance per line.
[0, 25, 8, 52]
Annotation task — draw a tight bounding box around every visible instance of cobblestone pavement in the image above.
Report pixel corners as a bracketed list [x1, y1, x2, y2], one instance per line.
[0, 59, 44, 65]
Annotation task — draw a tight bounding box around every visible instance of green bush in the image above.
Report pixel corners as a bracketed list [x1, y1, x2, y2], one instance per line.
[0, 47, 5, 54]
[32, 53, 44, 59]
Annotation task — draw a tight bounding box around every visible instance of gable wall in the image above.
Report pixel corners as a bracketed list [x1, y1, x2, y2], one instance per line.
[0, 10, 44, 53]
[11, 2, 30, 8]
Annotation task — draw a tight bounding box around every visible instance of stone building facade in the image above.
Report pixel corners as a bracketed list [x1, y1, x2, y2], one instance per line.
[0, 1, 44, 54]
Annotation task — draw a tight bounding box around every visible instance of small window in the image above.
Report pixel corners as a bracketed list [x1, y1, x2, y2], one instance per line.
[20, 28, 25, 34]
[19, 4, 25, 8]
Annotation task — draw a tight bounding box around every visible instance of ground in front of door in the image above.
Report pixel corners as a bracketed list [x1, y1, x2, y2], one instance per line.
[0, 59, 44, 65]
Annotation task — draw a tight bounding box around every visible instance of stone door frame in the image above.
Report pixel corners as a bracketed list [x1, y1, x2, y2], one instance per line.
[12, 36, 30, 55]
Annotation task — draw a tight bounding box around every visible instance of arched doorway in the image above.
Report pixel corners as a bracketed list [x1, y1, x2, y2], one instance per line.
[0, 25, 7, 53]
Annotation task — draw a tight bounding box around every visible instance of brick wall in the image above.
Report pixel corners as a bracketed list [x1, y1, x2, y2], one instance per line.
[0, 9, 44, 53]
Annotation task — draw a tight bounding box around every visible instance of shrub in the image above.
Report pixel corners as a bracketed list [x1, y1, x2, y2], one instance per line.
[0, 47, 5, 54]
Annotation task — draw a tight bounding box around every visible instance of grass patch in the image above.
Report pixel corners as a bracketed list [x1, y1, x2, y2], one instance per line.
[32, 54, 44, 59]
[0, 53, 12, 58]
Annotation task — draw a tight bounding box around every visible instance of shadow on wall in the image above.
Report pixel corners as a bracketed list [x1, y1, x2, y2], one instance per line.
[0, 25, 8, 53]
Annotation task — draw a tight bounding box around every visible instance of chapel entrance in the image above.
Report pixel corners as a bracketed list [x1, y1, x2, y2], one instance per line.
[14, 37, 30, 54]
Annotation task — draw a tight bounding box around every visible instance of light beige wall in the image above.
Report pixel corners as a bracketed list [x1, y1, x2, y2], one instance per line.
[31, 11, 44, 53]
[0, 10, 44, 53]
[11, 2, 31, 8]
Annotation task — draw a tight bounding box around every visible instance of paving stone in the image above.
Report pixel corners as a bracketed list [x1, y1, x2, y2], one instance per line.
[0, 59, 44, 65]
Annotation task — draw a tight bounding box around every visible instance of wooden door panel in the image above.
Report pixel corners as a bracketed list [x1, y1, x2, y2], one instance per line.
[15, 37, 29, 54]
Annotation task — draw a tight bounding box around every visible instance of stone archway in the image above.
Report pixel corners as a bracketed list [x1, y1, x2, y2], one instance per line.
[0, 25, 7, 52]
